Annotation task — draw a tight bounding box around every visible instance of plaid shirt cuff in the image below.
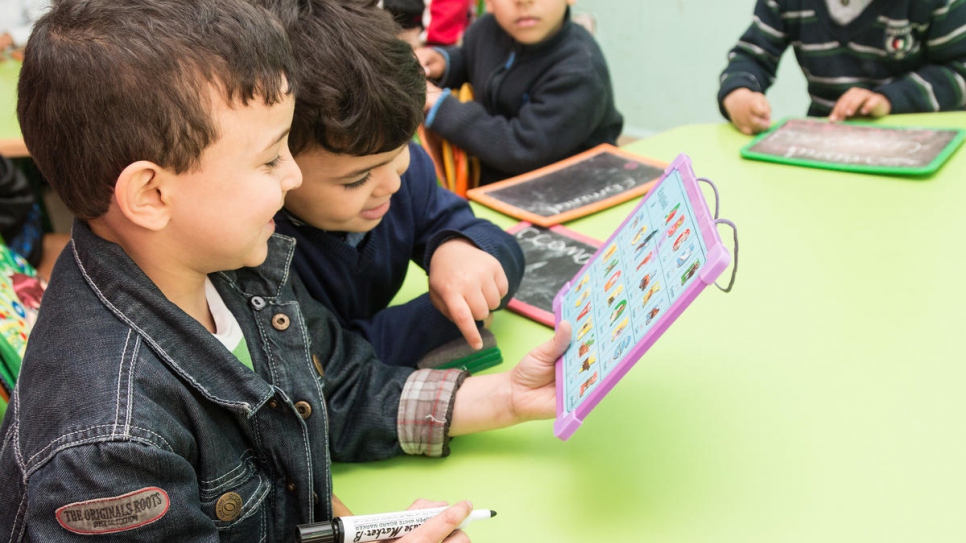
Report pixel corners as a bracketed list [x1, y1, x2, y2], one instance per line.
[397, 368, 468, 457]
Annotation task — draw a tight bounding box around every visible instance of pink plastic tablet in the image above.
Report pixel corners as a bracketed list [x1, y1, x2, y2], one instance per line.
[554, 154, 732, 440]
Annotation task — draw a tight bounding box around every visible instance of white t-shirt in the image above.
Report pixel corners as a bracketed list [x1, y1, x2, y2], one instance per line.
[205, 278, 254, 371]
[826, 0, 875, 26]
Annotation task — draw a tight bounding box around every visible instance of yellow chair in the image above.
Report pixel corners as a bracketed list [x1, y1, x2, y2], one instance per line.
[418, 83, 480, 197]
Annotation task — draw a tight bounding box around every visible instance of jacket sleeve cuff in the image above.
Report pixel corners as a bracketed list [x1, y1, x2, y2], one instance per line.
[424, 88, 452, 128]
[432, 47, 451, 83]
[397, 368, 469, 457]
[718, 72, 763, 119]
[875, 83, 919, 115]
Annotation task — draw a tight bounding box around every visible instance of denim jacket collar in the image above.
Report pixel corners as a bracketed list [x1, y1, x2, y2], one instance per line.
[70, 219, 295, 416]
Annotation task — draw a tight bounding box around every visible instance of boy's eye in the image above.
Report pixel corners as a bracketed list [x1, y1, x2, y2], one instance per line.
[265, 155, 284, 169]
[344, 172, 372, 189]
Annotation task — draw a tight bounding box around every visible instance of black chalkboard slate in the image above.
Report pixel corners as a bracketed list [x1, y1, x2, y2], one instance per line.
[467, 144, 667, 227]
[505, 222, 601, 327]
[741, 118, 966, 176]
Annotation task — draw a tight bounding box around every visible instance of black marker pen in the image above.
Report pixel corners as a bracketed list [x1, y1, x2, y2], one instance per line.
[297, 506, 496, 543]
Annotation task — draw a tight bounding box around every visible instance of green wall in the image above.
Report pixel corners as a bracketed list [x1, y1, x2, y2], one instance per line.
[573, 0, 809, 136]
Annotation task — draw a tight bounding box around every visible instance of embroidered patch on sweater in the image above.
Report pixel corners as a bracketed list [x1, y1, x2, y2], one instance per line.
[56, 487, 170, 534]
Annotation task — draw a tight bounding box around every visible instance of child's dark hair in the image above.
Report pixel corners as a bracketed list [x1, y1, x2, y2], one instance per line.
[258, 0, 426, 156]
[16, 0, 295, 220]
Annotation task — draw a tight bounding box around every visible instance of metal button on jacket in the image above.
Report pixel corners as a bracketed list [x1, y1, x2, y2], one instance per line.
[311, 354, 324, 378]
[249, 296, 266, 310]
[271, 313, 290, 331]
[216, 492, 243, 522]
[294, 401, 312, 419]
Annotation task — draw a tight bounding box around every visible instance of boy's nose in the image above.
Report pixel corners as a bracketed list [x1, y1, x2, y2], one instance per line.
[373, 170, 401, 197]
[283, 161, 303, 191]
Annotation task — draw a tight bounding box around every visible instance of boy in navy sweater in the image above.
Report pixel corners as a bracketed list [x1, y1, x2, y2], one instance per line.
[415, 0, 623, 185]
[270, 0, 524, 368]
[719, 0, 966, 135]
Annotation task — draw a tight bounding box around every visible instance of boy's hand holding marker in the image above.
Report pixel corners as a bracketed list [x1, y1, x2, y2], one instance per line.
[395, 501, 475, 543]
[299, 500, 484, 543]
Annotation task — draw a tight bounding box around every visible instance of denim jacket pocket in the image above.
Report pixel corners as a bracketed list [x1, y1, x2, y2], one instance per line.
[198, 450, 272, 540]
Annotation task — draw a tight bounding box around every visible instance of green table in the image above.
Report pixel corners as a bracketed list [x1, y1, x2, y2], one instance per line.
[332, 112, 966, 543]
[0, 59, 26, 157]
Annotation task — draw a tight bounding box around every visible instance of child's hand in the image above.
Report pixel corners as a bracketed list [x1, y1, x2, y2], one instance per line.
[829, 88, 891, 121]
[414, 46, 446, 79]
[425, 81, 445, 113]
[449, 322, 572, 435]
[429, 239, 509, 350]
[396, 500, 473, 543]
[505, 321, 572, 422]
[723, 88, 772, 135]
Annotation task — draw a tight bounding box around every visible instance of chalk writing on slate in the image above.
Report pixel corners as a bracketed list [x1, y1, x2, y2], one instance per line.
[506, 223, 601, 326]
[742, 118, 965, 174]
[467, 144, 667, 227]
[487, 152, 664, 217]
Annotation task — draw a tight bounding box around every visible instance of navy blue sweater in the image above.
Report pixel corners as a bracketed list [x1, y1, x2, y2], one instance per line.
[275, 142, 524, 367]
[718, 0, 966, 117]
[428, 12, 623, 185]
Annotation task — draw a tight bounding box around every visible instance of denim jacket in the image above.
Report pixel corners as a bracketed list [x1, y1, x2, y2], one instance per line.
[0, 220, 420, 542]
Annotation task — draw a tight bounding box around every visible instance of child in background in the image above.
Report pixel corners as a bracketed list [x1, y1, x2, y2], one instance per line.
[0, 0, 570, 539]
[718, 0, 966, 135]
[270, 0, 524, 368]
[383, 0, 476, 46]
[0, 154, 68, 281]
[415, 0, 623, 185]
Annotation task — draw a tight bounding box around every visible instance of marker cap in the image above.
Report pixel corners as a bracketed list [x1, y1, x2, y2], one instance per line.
[296, 520, 339, 543]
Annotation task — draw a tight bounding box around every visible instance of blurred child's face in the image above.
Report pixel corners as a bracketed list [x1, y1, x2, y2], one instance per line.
[169, 86, 302, 271]
[285, 144, 410, 233]
[485, 0, 576, 45]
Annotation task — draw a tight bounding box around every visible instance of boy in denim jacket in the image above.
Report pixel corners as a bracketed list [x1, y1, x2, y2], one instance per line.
[0, 0, 569, 540]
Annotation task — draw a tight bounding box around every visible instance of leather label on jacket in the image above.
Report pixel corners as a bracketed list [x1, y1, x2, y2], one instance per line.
[55, 487, 170, 534]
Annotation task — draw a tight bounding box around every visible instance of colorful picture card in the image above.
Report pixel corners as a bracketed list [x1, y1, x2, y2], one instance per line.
[553, 154, 732, 440]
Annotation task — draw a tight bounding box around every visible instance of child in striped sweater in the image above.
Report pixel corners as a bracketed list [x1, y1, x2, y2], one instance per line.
[718, 0, 966, 135]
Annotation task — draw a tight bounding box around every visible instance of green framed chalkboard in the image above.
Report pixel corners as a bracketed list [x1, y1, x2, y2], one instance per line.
[740, 118, 966, 176]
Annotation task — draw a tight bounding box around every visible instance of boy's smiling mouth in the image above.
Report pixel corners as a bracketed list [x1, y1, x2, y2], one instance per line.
[360, 199, 391, 220]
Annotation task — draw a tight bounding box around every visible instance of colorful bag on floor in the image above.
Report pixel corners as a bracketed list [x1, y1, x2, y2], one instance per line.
[0, 237, 46, 421]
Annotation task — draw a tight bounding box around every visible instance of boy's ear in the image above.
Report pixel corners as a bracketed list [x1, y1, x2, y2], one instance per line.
[114, 161, 171, 231]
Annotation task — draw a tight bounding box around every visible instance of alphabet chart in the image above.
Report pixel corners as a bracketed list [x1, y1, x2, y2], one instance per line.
[553, 154, 733, 440]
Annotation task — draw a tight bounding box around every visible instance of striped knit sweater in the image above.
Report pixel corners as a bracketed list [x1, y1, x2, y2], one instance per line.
[718, 0, 966, 118]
